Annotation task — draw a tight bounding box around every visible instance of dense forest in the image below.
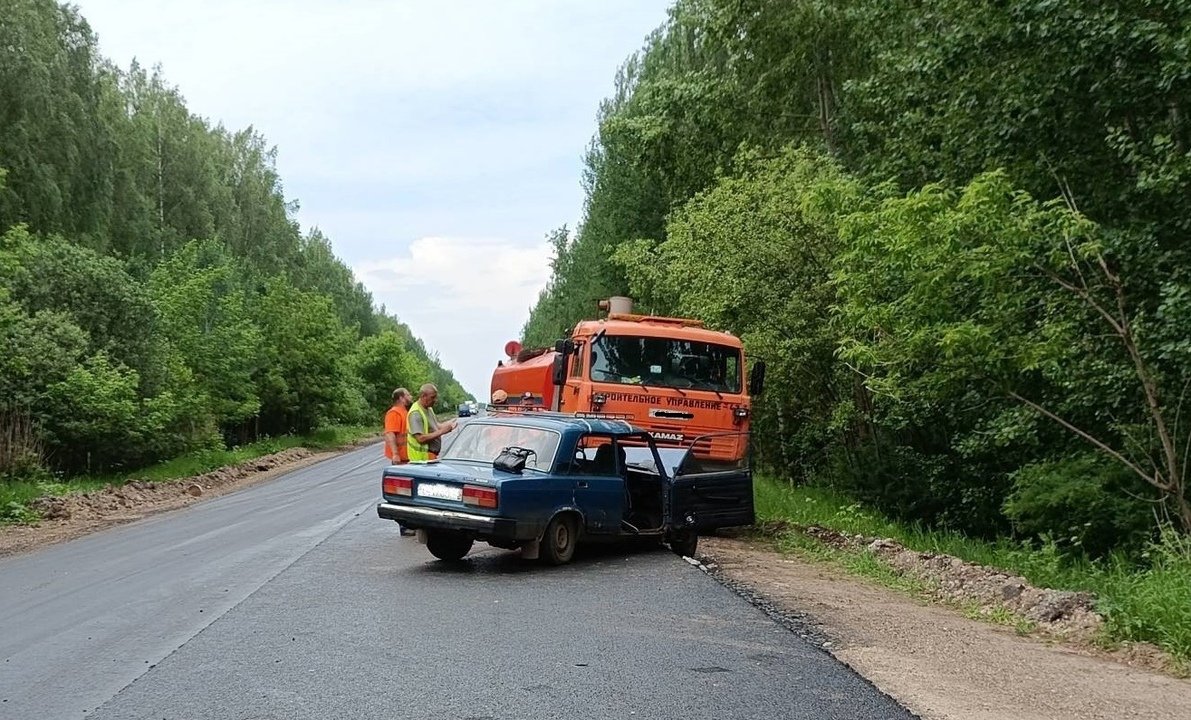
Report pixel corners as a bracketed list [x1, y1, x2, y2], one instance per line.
[0, 0, 468, 480]
[525, 0, 1191, 557]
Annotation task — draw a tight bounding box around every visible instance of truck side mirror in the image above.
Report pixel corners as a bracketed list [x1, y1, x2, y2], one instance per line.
[748, 361, 766, 397]
[552, 353, 567, 386]
[554, 339, 566, 353]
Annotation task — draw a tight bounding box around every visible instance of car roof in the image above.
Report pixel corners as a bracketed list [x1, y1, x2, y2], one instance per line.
[471, 411, 637, 436]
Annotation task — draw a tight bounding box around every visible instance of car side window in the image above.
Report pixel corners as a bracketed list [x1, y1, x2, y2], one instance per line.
[617, 433, 664, 475]
[568, 434, 620, 476]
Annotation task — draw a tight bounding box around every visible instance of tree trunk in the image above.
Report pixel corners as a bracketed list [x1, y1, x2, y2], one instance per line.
[817, 71, 836, 155]
[1169, 485, 1191, 535]
[156, 113, 165, 257]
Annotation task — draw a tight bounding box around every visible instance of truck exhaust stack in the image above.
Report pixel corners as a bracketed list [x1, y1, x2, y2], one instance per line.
[597, 296, 634, 315]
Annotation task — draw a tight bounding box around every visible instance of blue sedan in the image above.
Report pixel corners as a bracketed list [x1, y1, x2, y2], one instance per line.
[377, 413, 754, 564]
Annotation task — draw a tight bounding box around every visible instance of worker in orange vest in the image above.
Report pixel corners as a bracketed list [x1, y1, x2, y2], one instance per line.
[384, 388, 415, 536]
[384, 387, 413, 464]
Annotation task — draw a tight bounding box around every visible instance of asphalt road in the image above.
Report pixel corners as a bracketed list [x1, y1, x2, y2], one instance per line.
[0, 443, 913, 720]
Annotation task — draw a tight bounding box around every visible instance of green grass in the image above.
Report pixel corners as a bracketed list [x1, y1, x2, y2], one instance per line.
[958, 600, 1038, 635]
[755, 476, 1191, 664]
[771, 522, 924, 588]
[0, 424, 377, 524]
[1, 483, 46, 523]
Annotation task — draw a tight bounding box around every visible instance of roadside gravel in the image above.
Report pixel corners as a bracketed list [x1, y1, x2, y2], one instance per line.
[700, 536, 1191, 720]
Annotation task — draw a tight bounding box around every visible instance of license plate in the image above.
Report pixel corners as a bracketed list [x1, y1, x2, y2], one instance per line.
[416, 483, 462, 502]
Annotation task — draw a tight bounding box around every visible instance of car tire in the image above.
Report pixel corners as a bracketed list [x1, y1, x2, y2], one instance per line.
[426, 531, 473, 562]
[669, 531, 698, 558]
[541, 514, 578, 565]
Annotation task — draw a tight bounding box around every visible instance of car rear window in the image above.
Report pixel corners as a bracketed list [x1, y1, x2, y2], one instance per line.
[441, 423, 560, 471]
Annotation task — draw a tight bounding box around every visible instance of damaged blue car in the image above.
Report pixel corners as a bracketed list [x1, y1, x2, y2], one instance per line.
[377, 413, 754, 564]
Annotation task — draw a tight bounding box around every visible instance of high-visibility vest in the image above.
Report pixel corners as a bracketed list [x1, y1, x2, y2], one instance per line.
[408, 402, 433, 461]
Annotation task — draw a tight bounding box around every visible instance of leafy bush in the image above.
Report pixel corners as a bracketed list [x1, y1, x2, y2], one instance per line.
[38, 353, 142, 472]
[0, 500, 38, 524]
[810, 441, 1009, 536]
[1005, 456, 1159, 558]
[817, 443, 949, 525]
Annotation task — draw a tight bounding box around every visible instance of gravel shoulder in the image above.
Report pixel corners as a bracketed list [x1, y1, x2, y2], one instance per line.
[701, 536, 1191, 720]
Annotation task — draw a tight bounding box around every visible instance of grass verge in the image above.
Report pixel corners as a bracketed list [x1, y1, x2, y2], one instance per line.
[755, 476, 1191, 665]
[0, 424, 377, 524]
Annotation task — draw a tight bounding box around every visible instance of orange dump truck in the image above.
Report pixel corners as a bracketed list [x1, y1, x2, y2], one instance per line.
[491, 297, 765, 464]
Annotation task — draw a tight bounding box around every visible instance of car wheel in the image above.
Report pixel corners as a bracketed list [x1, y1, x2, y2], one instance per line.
[541, 514, 578, 565]
[669, 531, 698, 558]
[426, 531, 473, 562]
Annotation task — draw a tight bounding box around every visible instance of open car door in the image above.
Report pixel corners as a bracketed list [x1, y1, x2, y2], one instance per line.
[667, 432, 755, 531]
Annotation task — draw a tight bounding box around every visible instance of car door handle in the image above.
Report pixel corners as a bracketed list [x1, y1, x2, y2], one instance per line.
[576, 481, 589, 489]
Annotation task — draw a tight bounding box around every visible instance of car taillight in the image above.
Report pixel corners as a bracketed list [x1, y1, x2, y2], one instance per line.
[383, 475, 413, 496]
[461, 484, 498, 509]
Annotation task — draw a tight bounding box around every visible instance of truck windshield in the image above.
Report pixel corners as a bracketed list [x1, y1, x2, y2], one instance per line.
[589, 335, 742, 393]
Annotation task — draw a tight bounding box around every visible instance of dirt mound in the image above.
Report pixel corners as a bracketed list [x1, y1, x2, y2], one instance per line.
[781, 524, 1102, 639]
[27, 448, 314, 523]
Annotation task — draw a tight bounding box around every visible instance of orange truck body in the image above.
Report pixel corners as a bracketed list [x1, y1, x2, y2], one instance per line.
[491, 301, 760, 464]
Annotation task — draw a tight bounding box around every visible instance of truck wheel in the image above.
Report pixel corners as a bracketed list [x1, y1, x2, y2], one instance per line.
[541, 514, 578, 565]
[426, 531, 473, 562]
[669, 531, 698, 558]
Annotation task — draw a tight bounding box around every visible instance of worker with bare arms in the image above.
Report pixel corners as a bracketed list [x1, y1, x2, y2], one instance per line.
[383, 387, 412, 465]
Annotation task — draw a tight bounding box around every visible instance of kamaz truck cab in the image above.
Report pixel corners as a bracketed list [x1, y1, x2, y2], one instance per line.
[491, 297, 765, 466]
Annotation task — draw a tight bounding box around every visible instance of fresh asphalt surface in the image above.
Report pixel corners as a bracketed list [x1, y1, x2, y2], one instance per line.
[0, 433, 914, 719]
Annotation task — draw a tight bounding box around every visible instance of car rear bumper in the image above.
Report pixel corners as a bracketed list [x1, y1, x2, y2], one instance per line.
[377, 502, 519, 539]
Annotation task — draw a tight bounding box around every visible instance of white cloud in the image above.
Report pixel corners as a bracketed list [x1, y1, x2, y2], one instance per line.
[355, 237, 553, 396]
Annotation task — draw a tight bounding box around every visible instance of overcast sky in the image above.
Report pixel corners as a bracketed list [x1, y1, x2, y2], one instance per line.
[74, 0, 671, 399]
